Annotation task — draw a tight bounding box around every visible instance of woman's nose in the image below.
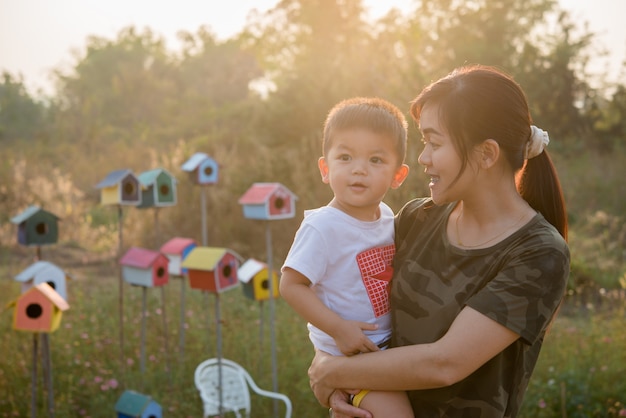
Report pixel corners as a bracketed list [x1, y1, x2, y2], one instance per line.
[418, 149, 429, 166]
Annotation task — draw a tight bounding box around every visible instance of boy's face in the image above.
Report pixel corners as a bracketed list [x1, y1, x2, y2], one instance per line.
[318, 128, 409, 221]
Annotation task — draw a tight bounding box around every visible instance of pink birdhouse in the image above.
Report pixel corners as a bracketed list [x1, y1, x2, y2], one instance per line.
[120, 247, 169, 287]
[181, 247, 239, 293]
[10, 282, 69, 333]
[160, 237, 197, 276]
[238, 182, 297, 220]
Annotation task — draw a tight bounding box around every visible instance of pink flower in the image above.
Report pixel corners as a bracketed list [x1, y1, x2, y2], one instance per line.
[538, 399, 546, 408]
[108, 379, 119, 389]
[619, 409, 626, 417]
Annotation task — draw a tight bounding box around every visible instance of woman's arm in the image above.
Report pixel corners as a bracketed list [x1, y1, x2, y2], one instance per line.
[309, 306, 520, 406]
[280, 267, 379, 356]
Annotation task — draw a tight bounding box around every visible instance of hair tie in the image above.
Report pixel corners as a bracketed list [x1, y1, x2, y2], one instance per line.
[525, 125, 549, 159]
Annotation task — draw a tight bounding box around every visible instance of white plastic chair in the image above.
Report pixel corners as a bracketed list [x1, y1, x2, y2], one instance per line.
[194, 358, 292, 418]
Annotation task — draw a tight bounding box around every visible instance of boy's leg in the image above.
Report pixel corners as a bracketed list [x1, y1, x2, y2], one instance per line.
[355, 389, 414, 418]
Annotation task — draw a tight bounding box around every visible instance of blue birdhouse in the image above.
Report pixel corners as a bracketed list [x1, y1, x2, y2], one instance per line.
[115, 390, 162, 418]
[15, 260, 70, 301]
[95, 169, 141, 206]
[137, 168, 177, 209]
[181, 152, 219, 185]
[238, 182, 297, 220]
[10, 205, 60, 246]
[120, 247, 169, 288]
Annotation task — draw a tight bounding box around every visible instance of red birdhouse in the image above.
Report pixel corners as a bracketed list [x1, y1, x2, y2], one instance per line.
[181, 247, 239, 293]
[120, 247, 169, 287]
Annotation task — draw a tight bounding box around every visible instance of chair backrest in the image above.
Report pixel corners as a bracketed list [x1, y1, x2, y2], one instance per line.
[194, 358, 292, 418]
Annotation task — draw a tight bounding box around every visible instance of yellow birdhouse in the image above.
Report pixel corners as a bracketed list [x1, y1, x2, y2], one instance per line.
[10, 282, 69, 333]
[237, 258, 279, 301]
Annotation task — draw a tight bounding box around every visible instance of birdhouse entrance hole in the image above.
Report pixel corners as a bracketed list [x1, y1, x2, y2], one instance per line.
[274, 198, 285, 209]
[203, 166, 213, 176]
[35, 222, 48, 235]
[26, 303, 43, 319]
[159, 184, 170, 195]
[157, 267, 165, 277]
[123, 182, 135, 195]
[261, 279, 269, 290]
[223, 265, 232, 277]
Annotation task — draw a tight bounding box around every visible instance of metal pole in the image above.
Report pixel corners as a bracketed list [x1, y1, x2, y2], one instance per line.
[179, 277, 186, 361]
[140, 287, 147, 378]
[160, 286, 171, 383]
[201, 188, 208, 246]
[41, 334, 54, 417]
[216, 294, 223, 416]
[266, 223, 279, 418]
[118, 206, 125, 369]
[31, 334, 38, 418]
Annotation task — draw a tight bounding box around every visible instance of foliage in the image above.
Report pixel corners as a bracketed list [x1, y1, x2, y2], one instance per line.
[0, 72, 48, 142]
[0, 260, 624, 417]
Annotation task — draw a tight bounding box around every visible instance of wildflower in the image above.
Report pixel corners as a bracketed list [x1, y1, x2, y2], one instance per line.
[538, 399, 546, 408]
[126, 358, 135, 366]
[108, 378, 119, 389]
[619, 409, 626, 417]
[94, 376, 103, 383]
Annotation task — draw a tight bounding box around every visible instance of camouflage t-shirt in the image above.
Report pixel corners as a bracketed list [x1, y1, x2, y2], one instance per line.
[390, 198, 570, 418]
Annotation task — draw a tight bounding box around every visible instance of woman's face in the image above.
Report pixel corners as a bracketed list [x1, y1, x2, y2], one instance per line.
[417, 103, 473, 204]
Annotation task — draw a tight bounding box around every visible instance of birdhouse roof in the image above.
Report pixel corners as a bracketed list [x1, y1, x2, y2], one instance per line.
[120, 247, 165, 269]
[10, 205, 60, 224]
[238, 183, 296, 205]
[23, 282, 69, 311]
[15, 261, 65, 283]
[160, 237, 196, 255]
[237, 258, 267, 283]
[181, 152, 210, 172]
[181, 247, 234, 271]
[115, 390, 155, 414]
[138, 168, 176, 186]
[95, 169, 135, 189]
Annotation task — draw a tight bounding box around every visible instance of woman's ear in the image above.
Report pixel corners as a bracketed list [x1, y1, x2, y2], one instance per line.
[479, 139, 500, 169]
[391, 164, 410, 189]
[318, 157, 330, 184]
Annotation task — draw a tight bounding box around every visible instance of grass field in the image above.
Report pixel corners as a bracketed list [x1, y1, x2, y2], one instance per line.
[1, 249, 625, 417]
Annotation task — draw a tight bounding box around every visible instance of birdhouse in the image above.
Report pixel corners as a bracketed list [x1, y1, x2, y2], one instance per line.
[237, 258, 279, 301]
[10, 283, 69, 333]
[159, 237, 197, 277]
[238, 182, 297, 220]
[10, 205, 60, 246]
[181, 152, 219, 185]
[15, 261, 70, 301]
[115, 390, 162, 418]
[137, 168, 177, 209]
[95, 169, 141, 206]
[181, 247, 239, 293]
[120, 247, 169, 288]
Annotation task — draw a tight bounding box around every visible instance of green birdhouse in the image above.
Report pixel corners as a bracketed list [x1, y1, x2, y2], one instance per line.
[10, 205, 60, 246]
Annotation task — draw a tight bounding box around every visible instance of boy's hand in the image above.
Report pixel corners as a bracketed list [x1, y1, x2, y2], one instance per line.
[333, 320, 380, 356]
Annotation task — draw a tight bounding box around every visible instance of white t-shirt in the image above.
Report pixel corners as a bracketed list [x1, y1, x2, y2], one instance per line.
[282, 203, 396, 356]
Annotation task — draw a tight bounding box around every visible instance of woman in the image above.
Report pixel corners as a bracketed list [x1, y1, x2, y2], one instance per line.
[308, 65, 570, 418]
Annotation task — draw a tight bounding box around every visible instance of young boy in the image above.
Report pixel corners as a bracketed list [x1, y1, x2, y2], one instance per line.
[280, 97, 413, 417]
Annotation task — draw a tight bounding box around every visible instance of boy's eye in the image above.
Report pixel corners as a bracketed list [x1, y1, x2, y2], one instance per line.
[370, 156, 383, 164]
[338, 154, 351, 161]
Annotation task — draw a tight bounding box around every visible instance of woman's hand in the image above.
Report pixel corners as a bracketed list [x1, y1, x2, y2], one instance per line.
[328, 389, 373, 418]
[309, 349, 339, 405]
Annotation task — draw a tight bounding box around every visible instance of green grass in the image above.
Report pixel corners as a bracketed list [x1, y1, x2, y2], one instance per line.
[1, 259, 625, 417]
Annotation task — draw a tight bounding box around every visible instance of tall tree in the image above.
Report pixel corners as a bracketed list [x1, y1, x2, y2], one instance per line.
[0, 72, 47, 142]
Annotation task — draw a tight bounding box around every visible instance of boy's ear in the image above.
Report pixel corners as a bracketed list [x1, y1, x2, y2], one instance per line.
[391, 164, 409, 189]
[318, 157, 330, 184]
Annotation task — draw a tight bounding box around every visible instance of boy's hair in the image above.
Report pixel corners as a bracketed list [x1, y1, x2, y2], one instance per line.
[322, 97, 408, 165]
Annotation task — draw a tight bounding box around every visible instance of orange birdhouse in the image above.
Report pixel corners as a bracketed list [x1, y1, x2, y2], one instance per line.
[181, 247, 239, 293]
[10, 282, 69, 333]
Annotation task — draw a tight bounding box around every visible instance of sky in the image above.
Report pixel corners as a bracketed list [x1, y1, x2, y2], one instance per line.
[0, 0, 625, 96]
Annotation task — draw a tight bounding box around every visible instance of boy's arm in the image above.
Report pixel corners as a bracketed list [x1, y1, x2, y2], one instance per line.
[279, 267, 379, 356]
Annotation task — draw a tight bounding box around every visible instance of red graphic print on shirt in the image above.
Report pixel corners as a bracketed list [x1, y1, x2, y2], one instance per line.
[356, 244, 395, 317]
